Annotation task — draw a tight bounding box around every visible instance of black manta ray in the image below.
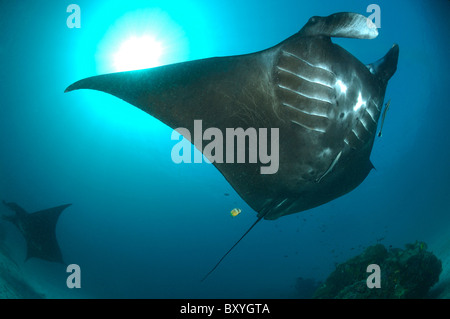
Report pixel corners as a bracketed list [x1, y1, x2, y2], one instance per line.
[65, 12, 399, 278]
[2, 201, 71, 263]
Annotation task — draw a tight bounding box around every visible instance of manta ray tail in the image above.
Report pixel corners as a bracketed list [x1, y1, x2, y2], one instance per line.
[201, 215, 264, 282]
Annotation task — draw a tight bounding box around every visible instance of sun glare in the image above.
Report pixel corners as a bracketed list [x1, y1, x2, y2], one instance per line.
[95, 8, 195, 74]
[113, 35, 163, 72]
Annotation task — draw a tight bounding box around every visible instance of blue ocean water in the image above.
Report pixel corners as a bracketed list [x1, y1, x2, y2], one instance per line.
[0, 0, 448, 298]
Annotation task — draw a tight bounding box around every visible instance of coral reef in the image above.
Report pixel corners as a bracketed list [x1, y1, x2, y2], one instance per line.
[313, 241, 442, 299]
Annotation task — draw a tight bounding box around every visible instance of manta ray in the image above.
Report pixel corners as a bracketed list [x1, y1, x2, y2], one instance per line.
[2, 201, 71, 263]
[66, 12, 399, 278]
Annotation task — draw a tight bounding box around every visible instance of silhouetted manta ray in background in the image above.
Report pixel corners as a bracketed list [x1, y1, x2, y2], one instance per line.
[1, 201, 71, 263]
[66, 12, 399, 279]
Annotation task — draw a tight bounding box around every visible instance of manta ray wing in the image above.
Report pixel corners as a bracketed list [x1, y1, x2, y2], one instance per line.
[66, 50, 281, 216]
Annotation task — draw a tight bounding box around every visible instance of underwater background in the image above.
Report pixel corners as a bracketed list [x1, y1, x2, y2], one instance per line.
[0, 0, 449, 298]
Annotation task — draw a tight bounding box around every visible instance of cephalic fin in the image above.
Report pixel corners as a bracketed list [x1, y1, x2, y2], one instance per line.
[299, 12, 378, 39]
